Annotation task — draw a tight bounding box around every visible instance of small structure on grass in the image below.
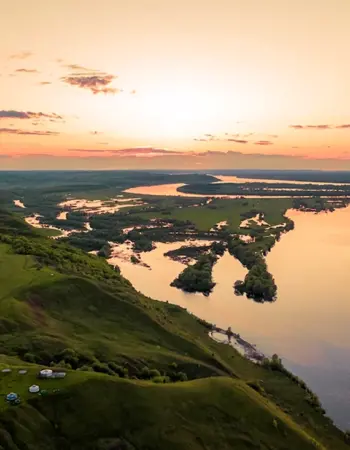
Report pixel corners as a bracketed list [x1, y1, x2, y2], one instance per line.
[51, 371, 66, 379]
[2, 369, 11, 374]
[29, 385, 40, 394]
[6, 392, 18, 402]
[18, 370, 27, 375]
[38, 369, 53, 378]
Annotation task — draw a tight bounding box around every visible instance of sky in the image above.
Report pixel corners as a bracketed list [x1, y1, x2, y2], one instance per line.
[1, 0, 350, 170]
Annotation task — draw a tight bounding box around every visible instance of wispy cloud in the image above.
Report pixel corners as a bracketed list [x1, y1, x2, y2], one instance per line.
[0, 110, 63, 122]
[69, 147, 184, 157]
[335, 124, 350, 129]
[227, 139, 248, 144]
[9, 51, 33, 60]
[289, 124, 350, 130]
[15, 68, 39, 74]
[254, 140, 273, 145]
[0, 128, 59, 136]
[62, 64, 95, 71]
[195, 132, 278, 143]
[61, 70, 119, 95]
[90, 130, 103, 135]
[38, 81, 52, 85]
[68, 149, 107, 153]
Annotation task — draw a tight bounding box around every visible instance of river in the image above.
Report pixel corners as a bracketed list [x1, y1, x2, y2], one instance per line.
[124, 175, 350, 198]
[117, 206, 350, 430]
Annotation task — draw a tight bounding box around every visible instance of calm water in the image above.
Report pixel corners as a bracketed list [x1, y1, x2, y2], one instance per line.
[118, 206, 350, 429]
[124, 175, 349, 198]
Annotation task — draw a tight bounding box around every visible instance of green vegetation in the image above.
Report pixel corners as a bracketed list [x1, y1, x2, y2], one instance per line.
[0, 209, 347, 448]
[165, 241, 226, 264]
[178, 180, 350, 197]
[228, 232, 280, 302]
[171, 253, 217, 294]
[138, 198, 293, 232]
[234, 262, 277, 302]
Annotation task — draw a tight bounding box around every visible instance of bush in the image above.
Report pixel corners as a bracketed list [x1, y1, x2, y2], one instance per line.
[107, 362, 128, 378]
[139, 366, 151, 379]
[149, 369, 161, 378]
[246, 380, 265, 396]
[92, 362, 113, 375]
[23, 352, 36, 363]
[169, 371, 188, 382]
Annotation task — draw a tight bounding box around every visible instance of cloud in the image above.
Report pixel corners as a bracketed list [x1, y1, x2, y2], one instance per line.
[196, 132, 278, 143]
[130, 89, 137, 94]
[289, 124, 330, 130]
[254, 140, 273, 145]
[9, 51, 32, 60]
[62, 64, 95, 71]
[38, 81, 52, 85]
[0, 128, 59, 136]
[290, 123, 350, 130]
[69, 147, 184, 157]
[15, 68, 39, 74]
[227, 139, 248, 144]
[61, 71, 119, 95]
[98, 142, 109, 145]
[335, 124, 350, 129]
[68, 149, 107, 153]
[0, 110, 63, 121]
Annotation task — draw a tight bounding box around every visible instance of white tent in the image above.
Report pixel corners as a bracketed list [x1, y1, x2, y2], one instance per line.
[39, 369, 53, 377]
[29, 385, 40, 393]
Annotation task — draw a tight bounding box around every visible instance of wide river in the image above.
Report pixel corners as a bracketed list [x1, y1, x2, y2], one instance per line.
[117, 205, 350, 429]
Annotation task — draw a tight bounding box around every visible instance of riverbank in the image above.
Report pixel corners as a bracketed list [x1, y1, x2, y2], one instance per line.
[111, 206, 350, 430]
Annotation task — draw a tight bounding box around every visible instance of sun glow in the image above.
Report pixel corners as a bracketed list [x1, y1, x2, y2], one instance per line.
[132, 84, 227, 139]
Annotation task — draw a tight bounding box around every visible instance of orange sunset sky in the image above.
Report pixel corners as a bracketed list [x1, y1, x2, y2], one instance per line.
[1, 0, 350, 170]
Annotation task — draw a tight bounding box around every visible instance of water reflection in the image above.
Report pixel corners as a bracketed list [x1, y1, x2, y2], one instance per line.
[117, 207, 350, 429]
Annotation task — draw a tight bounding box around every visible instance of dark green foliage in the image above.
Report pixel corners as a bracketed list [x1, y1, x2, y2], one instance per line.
[97, 243, 112, 258]
[107, 362, 128, 378]
[234, 262, 277, 302]
[210, 241, 226, 256]
[178, 180, 350, 198]
[92, 362, 114, 375]
[171, 253, 217, 294]
[130, 255, 139, 264]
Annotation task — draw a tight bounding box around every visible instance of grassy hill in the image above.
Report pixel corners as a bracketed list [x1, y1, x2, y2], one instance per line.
[0, 209, 347, 449]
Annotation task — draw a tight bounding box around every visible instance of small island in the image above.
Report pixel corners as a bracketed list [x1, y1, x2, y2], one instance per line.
[171, 253, 217, 295]
[234, 261, 277, 302]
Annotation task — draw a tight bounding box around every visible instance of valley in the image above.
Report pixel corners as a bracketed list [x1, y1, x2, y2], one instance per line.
[0, 169, 350, 448]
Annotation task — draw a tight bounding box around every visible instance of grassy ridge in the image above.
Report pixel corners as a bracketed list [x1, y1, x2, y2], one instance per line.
[0, 210, 347, 448]
[0, 375, 327, 450]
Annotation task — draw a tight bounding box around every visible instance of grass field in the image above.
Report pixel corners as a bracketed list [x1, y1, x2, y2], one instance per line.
[137, 198, 293, 231]
[36, 228, 63, 237]
[0, 373, 328, 450]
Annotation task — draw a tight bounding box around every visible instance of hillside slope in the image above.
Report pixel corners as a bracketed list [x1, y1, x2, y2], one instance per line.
[0, 209, 347, 449]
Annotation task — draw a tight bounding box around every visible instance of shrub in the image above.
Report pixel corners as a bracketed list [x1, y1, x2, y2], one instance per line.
[92, 362, 113, 375]
[107, 362, 128, 378]
[23, 352, 36, 363]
